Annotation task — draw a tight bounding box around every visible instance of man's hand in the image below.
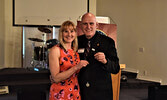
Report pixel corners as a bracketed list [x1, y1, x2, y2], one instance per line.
[94, 52, 107, 64]
[50, 75, 55, 83]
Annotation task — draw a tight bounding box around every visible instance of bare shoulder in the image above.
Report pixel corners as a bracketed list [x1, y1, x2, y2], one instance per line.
[49, 46, 60, 57]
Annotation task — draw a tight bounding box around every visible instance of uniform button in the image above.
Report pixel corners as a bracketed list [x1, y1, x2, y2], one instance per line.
[86, 82, 90, 87]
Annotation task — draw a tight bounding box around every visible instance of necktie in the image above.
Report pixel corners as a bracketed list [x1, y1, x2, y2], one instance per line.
[85, 41, 91, 57]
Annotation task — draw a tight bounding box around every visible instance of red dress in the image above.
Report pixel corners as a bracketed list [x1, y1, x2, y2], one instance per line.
[49, 46, 81, 100]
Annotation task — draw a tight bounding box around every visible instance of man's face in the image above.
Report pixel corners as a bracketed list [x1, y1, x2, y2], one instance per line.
[81, 15, 97, 39]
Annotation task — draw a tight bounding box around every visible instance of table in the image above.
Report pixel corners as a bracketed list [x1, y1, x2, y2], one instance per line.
[0, 68, 51, 100]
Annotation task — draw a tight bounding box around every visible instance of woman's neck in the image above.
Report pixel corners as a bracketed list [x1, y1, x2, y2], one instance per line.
[64, 43, 72, 50]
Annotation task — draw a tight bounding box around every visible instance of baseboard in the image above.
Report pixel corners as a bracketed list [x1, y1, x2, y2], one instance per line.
[137, 75, 161, 84]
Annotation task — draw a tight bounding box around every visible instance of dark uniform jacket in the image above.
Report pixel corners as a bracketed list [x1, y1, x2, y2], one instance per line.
[77, 31, 120, 100]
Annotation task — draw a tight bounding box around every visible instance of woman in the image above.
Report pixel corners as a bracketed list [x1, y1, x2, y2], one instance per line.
[49, 21, 89, 100]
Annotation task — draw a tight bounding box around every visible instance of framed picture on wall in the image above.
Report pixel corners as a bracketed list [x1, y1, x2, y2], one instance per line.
[13, 0, 89, 26]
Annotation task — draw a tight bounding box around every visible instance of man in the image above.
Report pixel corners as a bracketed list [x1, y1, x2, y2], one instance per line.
[77, 13, 120, 100]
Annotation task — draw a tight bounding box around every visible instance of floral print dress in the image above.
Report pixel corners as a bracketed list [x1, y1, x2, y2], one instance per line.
[49, 46, 81, 100]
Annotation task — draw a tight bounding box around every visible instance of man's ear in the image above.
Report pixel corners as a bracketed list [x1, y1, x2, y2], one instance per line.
[96, 22, 99, 28]
[79, 21, 82, 27]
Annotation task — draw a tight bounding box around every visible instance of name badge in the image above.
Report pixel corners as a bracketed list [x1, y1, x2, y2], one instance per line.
[78, 48, 85, 53]
[91, 48, 95, 51]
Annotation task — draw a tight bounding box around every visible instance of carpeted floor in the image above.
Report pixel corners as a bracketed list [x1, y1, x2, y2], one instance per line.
[120, 84, 148, 100]
[119, 71, 160, 100]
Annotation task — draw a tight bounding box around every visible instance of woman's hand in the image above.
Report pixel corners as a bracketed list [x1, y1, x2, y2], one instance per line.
[75, 60, 89, 70]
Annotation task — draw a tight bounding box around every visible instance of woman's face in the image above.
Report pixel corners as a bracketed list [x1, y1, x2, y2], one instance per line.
[62, 27, 76, 43]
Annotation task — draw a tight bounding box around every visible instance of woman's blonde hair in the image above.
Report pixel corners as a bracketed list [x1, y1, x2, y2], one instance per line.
[59, 20, 78, 52]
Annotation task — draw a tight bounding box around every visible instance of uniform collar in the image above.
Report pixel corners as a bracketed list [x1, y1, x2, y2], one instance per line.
[86, 31, 98, 43]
